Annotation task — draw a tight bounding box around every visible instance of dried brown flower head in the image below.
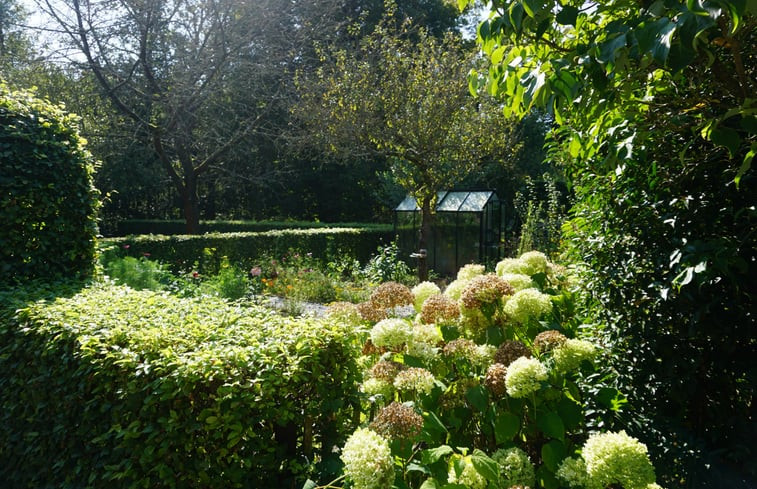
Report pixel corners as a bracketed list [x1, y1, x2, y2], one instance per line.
[494, 340, 532, 367]
[484, 363, 509, 397]
[357, 301, 387, 323]
[369, 402, 424, 440]
[442, 338, 477, 358]
[420, 294, 460, 324]
[460, 274, 515, 309]
[533, 330, 568, 354]
[368, 360, 405, 382]
[370, 282, 414, 309]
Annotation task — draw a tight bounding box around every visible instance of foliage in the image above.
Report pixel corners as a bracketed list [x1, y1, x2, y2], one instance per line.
[466, 0, 756, 484]
[100, 227, 392, 276]
[0, 84, 100, 284]
[104, 255, 175, 291]
[296, 6, 521, 279]
[514, 174, 569, 257]
[113, 219, 392, 237]
[0, 284, 363, 487]
[307, 252, 658, 489]
[361, 240, 416, 285]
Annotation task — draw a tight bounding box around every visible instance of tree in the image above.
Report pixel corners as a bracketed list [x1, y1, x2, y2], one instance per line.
[465, 0, 756, 484]
[296, 10, 520, 279]
[36, 0, 327, 233]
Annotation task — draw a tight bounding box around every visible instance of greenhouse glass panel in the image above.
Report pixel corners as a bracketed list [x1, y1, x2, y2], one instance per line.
[437, 192, 468, 212]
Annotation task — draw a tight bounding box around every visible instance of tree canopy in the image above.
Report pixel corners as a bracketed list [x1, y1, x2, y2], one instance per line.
[465, 0, 756, 484]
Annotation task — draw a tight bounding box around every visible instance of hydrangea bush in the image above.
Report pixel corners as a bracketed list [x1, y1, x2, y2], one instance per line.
[310, 251, 662, 489]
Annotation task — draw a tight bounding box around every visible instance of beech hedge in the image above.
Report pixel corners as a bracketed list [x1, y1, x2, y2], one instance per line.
[0, 285, 362, 488]
[0, 85, 100, 284]
[113, 219, 392, 237]
[101, 227, 393, 274]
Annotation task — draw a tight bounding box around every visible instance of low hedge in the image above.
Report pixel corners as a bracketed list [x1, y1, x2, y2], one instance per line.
[101, 227, 394, 275]
[0, 284, 362, 488]
[114, 219, 392, 237]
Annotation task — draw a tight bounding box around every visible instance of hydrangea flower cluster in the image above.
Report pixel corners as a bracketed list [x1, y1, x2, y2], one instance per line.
[442, 278, 468, 301]
[492, 447, 535, 488]
[341, 428, 395, 489]
[460, 274, 514, 309]
[370, 318, 413, 349]
[553, 338, 598, 372]
[533, 330, 568, 354]
[494, 340, 532, 366]
[369, 402, 424, 440]
[370, 281, 414, 309]
[519, 250, 549, 275]
[358, 300, 387, 322]
[505, 356, 548, 398]
[484, 363, 508, 397]
[457, 263, 486, 281]
[499, 272, 535, 291]
[495, 257, 531, 276]
[503, 288, 553, 324]
[581, 431, 657, 489]
[407, 324, 442, 360]
[393, 367, 435, 394]
[411, 281, 441, 312]
[368, 360, 404, 382]
[420, 294, 460, 325]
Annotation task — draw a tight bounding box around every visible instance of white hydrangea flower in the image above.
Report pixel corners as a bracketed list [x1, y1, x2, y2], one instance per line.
[457, 263, 485, 281]
[499, 272, 535, 291]
[503, 288, 553, 324]
[361, 377, 394, 400]
[582, 431, 657, 489]
[393, 367, 435, 395]
[553, 338, 598, 373]
[341, 428, 395, 489]
[505, 356, 548, 398]
[370, 318, 413, 349]
[411, 281, 441, 312]
[519, 250, 550, 275]
[492, 447, 535, 488]
[471, 344, 497, 367]
[495, 258, 530, 276]
[443, 278, 469, 301]
[556, 456, 589, 488]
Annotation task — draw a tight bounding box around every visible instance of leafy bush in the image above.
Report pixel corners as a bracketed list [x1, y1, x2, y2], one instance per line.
[307, 252, 661, 489]
[0, 84, 100, 284]
[113, 219, 392, 236]
[361, 240, 415, 285]
[0, 285, 362, 487]
[101, 227, 392, 276]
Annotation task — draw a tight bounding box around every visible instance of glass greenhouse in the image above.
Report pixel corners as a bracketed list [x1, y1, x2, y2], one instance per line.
[394, 190, 504, 277]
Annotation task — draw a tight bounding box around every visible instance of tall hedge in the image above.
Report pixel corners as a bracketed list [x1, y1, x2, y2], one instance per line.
[102, 227, 393, 275]
[0, 284, 362, 488]
[0, 84, 100, 284]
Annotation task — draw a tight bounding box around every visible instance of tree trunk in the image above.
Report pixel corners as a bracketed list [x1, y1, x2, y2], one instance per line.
[182, 171, 201, 235]
[418, 196, 432, 281]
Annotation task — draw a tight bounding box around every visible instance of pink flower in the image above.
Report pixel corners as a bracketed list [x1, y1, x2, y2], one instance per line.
[250, 266, 262, 277]
[142, 252, 151, 257]
[192, 271, 200, 278]
[123, 244, 130, 249]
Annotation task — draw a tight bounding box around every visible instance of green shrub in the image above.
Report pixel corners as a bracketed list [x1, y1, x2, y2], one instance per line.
[361, 240, 415, 285]
[114, 219, 392, 236]
[199, 257, 250, 300]
[0, 285, 362, 488]
[101, 227, 392, 275]
[0, 84, 100, 284]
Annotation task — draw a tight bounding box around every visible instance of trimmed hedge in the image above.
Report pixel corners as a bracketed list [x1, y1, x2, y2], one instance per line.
[114, 219, 392, 237]
[0, 284, 362, 488]
[101, 227, 394, 274]
[0, 85, 100, 284]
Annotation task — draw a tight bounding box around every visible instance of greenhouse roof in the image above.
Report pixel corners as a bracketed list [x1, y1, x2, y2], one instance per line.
[395, 191, 498, 213]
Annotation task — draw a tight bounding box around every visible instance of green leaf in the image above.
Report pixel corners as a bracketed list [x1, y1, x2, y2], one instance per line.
[536, 411, 565, 440]
[465, 385, 489, 412]
[420, 478, 441, 489]
[302, 479, 318, 489]
[555, 6, 579, 26]
[494, 412, 521, 444]
[735, 143, 755, 188]
[635, 18, 676, 64]
[710, 126, 741, 158]
[557, 397, 583, 430]
[471, 450, 500, 482]
[422, 445, 454, 465]
[541, 440, 567, 472]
